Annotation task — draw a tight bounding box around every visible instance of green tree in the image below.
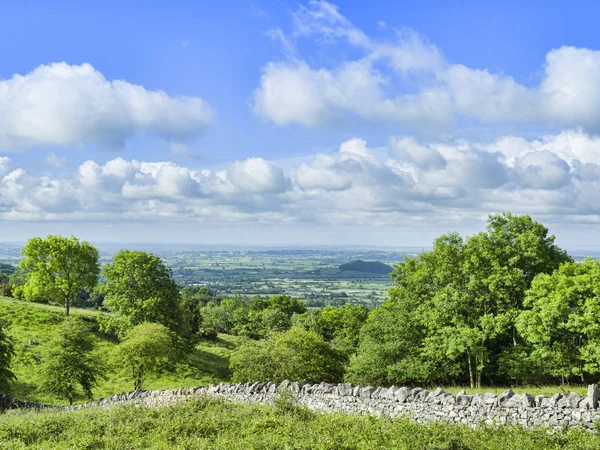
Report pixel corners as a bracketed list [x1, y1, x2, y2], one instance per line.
[231, 327, 346, 383]
[113, 323, 173, 390]
[518, 259, 600, 383]
[102, 251, 183, 335]
[20, 236, 100, 316]
[320, 305, 368, 355]
[180, 286, 215, 307]
[0, 320, 16, 392]
[349, 213, 571, 388]
[39, 319, 104, 405]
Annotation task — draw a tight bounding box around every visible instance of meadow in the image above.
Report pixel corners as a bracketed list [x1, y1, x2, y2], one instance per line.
[0, 297, 240, 405]
[1, 396, 599, 450]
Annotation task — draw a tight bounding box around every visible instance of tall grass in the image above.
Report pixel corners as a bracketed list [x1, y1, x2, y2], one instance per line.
[0, 396, 598, 449]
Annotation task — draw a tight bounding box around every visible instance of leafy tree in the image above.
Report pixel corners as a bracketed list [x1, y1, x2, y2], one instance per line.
[349, 213, 571, 388]
[320, 305, 368, 354]
[200, 301, 233, 334]
[113, 323, 173, 390]
[180, 286, 215, 307]
[179, 286, 216, 334]
[231, 327, 345, 383]
[102, 251, 183, 335]
[518, 259, 600, 383]
[0, 320, 16, 392]
[20, 236, 100, 316]
[39, 319, 104, 405]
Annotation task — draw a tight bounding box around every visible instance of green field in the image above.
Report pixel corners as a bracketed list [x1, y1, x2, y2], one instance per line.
[0, 297, 239, 405]
[1, 396, 598, 449]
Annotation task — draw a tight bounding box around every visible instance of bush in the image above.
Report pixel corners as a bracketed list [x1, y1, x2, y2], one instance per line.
[231, 327, 346, 383]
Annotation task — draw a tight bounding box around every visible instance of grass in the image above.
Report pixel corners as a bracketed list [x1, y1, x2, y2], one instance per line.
[0, 395, 599, 449]
[442, 385, 589, 398]
[0, 297, 241, 405]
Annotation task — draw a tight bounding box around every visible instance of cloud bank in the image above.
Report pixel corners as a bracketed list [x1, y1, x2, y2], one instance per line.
[1, 130, 599, 227]
[0, 62, 212, 150]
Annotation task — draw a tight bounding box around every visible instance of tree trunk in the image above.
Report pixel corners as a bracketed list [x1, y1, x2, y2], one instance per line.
[466, 347, 474, 389]
[65, 300, 70, 317]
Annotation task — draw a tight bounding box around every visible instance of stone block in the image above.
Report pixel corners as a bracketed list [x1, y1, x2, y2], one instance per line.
[360, 386, 376, 399]
[588, 384, 600, 409]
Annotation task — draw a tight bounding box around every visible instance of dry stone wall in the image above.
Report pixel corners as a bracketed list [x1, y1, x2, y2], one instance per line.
[2, 382, 600, 431]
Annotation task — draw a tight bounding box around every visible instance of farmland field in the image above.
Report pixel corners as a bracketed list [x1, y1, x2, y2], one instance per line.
[0, 243, 421, 307]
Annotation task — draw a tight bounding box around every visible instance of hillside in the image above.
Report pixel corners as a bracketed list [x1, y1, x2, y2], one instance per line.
[0, 297, 240, 405]
[338, 260, 393, 275]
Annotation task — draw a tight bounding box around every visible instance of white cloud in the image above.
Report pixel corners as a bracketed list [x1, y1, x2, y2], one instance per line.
[252, 1, 600, 133]
[0, 62, 212, 150]
[1, 130, 600, 225]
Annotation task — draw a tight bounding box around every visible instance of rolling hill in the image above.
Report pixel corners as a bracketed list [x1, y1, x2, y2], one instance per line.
[338, 260, 393, 275]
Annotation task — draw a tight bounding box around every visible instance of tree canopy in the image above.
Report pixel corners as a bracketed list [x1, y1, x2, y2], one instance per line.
[102, 250, 183, 336]
[230, 327, 346, 383]
[113, 322, 173, 390]
[19, 236, 99, 316]
[348, 213, 571, 388]
[39, 319, 104, 405]
[518, 259, 600, 383]
[0, 320, 16, 392]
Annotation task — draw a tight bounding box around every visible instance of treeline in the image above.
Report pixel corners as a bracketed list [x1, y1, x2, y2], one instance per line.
[1, 212, 600, 400]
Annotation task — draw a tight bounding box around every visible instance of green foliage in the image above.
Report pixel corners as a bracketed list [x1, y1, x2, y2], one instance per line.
[0, 398, 599, 449]
[102, 250, 183, 337]
[0, 319, 16, 392]
[349, 213, 571, 388]
[180, 285, 215, 306]
[19, 236, 100, 316]
[179, 286, 217, 334]
[38, 319, 104, 405]
[230, 327, 346, 383]
[198, 294, 307, 339]
[0, 297, 240, 405]
[518, 259, 600, 382]
[113, 322, 173, 390]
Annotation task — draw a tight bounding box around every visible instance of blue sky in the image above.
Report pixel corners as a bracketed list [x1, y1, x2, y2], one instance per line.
[1, 0, 600, 248]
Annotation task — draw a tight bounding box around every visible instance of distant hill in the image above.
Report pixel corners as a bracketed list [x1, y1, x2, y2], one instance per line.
[338, 260, 393, 275]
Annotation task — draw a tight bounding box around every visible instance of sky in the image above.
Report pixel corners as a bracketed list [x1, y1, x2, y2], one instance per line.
[1, 0, 600, 248]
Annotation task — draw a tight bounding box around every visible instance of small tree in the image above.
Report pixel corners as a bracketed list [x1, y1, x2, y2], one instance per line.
[20, 236, 100, 316]
[0, 320, 16, 392]
[114, 323, 172, 390]
[39, 319, 103, 405]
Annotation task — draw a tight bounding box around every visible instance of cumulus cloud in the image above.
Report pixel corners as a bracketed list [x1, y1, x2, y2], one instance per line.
[0, 62, 212, 150]
[252, 1, 600, 133]
[1, 130, 600, 224]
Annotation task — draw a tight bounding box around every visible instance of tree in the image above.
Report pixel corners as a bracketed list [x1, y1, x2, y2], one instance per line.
[39, 319, 104, 405]
[0, 320, 16, 392]
[180, 286, 215, 307]
[349, 213, 571, 388]
[230, 327, 346, 383]
[319, 305, 368, 355]
[102, 251, 183, 335]
[20, 236, 100, 316]
[113, 323, 173, 390]
[518, 259, 600, 383]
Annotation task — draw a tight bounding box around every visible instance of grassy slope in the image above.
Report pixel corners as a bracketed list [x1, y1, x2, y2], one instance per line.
[0, 396, 598, 450]
[0, 297, 590, 404]
[0, 297, 241, 405]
